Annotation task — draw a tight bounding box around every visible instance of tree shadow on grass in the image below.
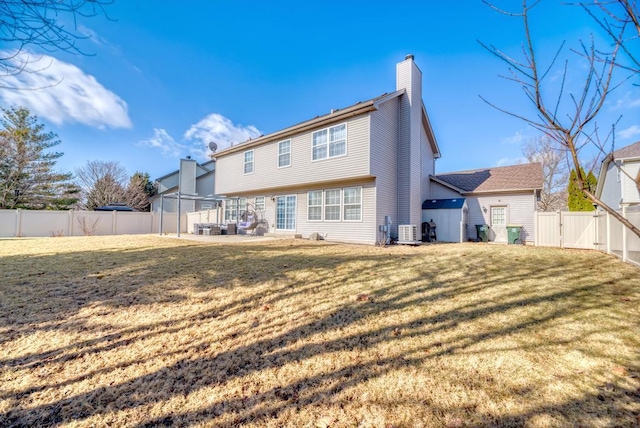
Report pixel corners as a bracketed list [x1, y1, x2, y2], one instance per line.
[0, 239, 638, 426]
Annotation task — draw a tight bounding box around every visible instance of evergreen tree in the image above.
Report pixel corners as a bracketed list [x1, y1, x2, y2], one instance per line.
[568, 169, 597, 211]
[0, 107, 79, 209]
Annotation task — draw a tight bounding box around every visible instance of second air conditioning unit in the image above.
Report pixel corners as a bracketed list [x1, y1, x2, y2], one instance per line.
[397, 224, 420, 245]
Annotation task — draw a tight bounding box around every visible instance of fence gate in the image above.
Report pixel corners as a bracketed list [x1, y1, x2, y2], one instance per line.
[536, 211, 597, 249]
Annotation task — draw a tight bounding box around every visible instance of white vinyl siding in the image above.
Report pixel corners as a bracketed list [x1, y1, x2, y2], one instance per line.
[621, 162, 640, 204]
[308, 191, 322, 221]
[243, 150, 254, 175]
[215, 115, 369, 196]
[276, 195, 296, 230]
[278, 140, 291, 168]
[343, 187, 362, 221]
[324, 189, 341, 221]
[313, 123, 347, 161]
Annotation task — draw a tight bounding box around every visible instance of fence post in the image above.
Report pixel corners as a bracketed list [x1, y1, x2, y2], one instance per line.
[559, 211, 564, 249]
[606, 211, 611, 254]
[112, 211, 117, 235]
[593, 210, 598, 250]
[622, 206, 627, 262]
[15, 209, 21, 237]
[534, 212, 539, 246]
[69, 210, 73, 236]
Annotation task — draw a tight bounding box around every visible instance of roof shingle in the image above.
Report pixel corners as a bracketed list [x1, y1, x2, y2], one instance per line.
[434, 163, 543, 193]
[613, 141, 640, 160]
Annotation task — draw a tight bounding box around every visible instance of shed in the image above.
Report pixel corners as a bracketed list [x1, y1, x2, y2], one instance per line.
[421, 198, 468, 243]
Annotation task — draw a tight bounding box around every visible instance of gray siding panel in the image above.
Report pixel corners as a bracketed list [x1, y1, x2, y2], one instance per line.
[622, 161, 640, 204]
[466, 193, 537, 243]
[215, 115, 371, 195]
[431, 182, 462, 199]
[600, 162, 622, 208]
[370, 97, 399, 237]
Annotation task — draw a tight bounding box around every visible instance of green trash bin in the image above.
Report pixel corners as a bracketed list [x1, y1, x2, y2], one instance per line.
[475, 224, 489, 242]
[507, 225, 523, 244]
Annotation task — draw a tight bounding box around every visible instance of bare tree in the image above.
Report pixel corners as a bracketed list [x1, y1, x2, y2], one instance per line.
[75, 160, 126, 210]
[480, 0, 640, 239]
[1, 0, 113, 87]
[523, 136, 569, 211]
[124, 172, 156, 212]
[579, 0, 640, 75]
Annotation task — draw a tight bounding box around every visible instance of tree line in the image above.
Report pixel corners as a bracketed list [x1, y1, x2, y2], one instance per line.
[0, 106, 156, 211]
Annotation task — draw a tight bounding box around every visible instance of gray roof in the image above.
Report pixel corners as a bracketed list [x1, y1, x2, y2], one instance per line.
[613, 141, 640, 160]
[433, 163, 543, 193]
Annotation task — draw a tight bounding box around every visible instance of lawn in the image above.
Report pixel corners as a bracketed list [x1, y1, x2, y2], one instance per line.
[0, 235, 638, 427]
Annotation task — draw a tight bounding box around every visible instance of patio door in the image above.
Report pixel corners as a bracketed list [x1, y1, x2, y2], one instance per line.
[491, 206, 507, 243]
[276, 195, 296, 231]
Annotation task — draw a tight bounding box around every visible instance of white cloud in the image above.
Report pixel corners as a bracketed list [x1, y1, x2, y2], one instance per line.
[501, 129, 528, 145]
[618, 125, 640, 140]
[611, 91, 640, 110]
[184, 113, 261, 153]
[138, 128, 186, 157]
[140, 114, 262, 160]
[0, 51, 132, 129]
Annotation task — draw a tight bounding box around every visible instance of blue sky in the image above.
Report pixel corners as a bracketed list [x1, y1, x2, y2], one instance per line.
[1, 1, 638, 180]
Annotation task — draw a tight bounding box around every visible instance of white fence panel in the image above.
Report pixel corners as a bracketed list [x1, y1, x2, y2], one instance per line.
[72, 212, 113, 236]
[0, 210, 17, 237]
[596, 212, 608, 252]
[115, 212, 154, 235]
[625, 208, 640, 265]
[536, 212, 560, 247]
[20, 210, 70, 237]
[609, 214, 624, 259]
[561, 212, 596, 249]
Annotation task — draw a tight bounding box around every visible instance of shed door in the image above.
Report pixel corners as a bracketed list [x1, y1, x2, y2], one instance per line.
[491, 206, 507, 243]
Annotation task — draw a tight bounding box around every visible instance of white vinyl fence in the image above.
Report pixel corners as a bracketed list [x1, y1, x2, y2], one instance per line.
[0, 209, 187, 237]
[536, 207, 640, 267]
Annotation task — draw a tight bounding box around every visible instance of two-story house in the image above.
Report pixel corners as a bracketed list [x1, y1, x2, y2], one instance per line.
[213, 55, 440, 245]
[596, 141, 640, 210]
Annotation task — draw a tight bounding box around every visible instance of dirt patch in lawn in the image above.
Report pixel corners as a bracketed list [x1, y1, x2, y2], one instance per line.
[0, 236, 638, 427]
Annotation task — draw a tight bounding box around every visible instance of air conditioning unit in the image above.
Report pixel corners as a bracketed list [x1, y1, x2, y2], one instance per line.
[397, 224, 420, 245]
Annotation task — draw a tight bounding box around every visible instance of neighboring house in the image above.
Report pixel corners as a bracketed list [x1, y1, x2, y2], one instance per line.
[213, 55, 441, 244]
[150, 158, 216, 213]
[595, 141, 640, 209]
[429, 163, 543, 243]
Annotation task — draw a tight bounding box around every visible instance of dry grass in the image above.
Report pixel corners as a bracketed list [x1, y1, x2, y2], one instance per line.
[0, 235, 638, 427]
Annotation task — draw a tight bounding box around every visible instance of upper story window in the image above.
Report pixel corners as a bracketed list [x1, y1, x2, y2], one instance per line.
[278, 140, 291, 168]
[312, 123, 346, 161]
[243, 150, 254, 175]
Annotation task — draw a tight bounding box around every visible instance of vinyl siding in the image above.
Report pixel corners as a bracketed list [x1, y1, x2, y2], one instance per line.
[215, 115, 371, 195]
[431, 182, 463, 199]
[370, 96, 399, 236]
[466, 193, 537, 243]
[621, 161, 640, 204]
[420, 125, 435, 203]
[246, 180, 377, 244]
[600, 162, 622, 208]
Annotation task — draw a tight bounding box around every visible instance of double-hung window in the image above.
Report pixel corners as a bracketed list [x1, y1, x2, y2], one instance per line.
[308, 191, 322, 221]
[343, 187, 362, 221]
[278, 140, 291, 168]
[312, 123, 346, 161]
[324, 189, 341, 221]
[254, 196, 265, 211]
[243, 150, 254, 174]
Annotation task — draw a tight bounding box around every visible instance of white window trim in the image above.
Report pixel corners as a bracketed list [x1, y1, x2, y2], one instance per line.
[324, 188, 342, 222]
[277, 139, 291, 169]
[243, 150, 254, 175]
[342, 186, 363, 222]
[276, 195, 297, 231]
[311, 123, 348, 162]
[307, 190, 323, 222]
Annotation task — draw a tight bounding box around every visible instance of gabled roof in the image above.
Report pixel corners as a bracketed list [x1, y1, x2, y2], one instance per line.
[613, 141, 640, 160]
[422, 198, 466, 209]
[432, 163, 543, 194]
[215, 91, 406, 158]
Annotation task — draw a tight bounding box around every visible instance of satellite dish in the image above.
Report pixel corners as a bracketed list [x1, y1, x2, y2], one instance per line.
[208, 141, 218, 152]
